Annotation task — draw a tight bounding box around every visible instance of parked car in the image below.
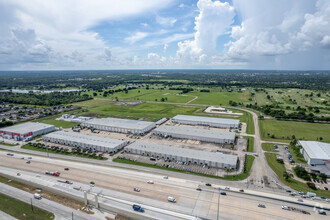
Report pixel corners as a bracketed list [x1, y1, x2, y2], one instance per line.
[134, 188, 140, 192]
[258, 204, 266, 208]
[147, 180, 154, 184]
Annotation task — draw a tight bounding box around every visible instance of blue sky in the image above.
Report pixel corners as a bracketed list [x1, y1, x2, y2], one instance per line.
[0, 0, 330, 70]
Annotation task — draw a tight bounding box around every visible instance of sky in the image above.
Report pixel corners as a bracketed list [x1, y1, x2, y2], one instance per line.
[0, 0, 330, 70]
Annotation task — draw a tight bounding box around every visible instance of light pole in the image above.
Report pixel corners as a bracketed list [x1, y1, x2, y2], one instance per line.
[217, 188, 220, 220]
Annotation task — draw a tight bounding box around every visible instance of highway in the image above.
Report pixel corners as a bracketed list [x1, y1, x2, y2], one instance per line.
[0, 151, 328, 220]
[0, 182, 98, 220]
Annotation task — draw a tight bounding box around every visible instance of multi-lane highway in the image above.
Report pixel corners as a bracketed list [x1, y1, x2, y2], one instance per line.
[0, 151, 328, 220]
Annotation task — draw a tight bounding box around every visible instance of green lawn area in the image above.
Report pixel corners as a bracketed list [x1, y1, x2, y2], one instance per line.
[21, 144, 107, 160]
[0, 142, 16, 147]
[33, 119, 78, 128]
[190, 90, 250, 106]
[77, 102, 201, 121]
[289, 145, 307, 164]
[0, 193, 54, 220]
[113, 155, 255, 181]
[245, 137, 254, 152]
[262, 143, 276, 152]
[265, 153, 330, 197]
[259, 119, 330, 143]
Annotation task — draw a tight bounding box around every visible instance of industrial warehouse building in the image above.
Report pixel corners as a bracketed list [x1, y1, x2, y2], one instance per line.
[299, 141, 330, 176]
[0, 122, 55, 140]
[172, 115, 240, 129]
[81, 117, 155, 135]
[125, 142, 238, 169]
[43, 131, 127, 153]
[153, 125, 236, 144]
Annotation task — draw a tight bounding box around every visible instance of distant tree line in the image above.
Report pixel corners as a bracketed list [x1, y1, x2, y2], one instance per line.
[0, 92, 91, 106]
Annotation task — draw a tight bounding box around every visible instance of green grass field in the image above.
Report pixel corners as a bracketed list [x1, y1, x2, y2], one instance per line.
[0, 142, 16, 147]
[265, 153, 330, 197]
[259, 119, 330, 143]
[0, 193, 54, 220]
[245, 137, 254, 152]
[262, 143, 276, 152]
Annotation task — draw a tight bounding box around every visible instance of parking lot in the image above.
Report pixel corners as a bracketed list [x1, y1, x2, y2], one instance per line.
[118, 152, 244, 177]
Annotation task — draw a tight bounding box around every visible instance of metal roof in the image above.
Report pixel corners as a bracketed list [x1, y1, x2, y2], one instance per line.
[0, 122, 54, 134]
[153, 125, 236, 140]
[43, 131, 126, 149]
[299, 141, 330, 160]
[83, 117, 155, 130]
[172, 115, 240, 125]
[126, 141, 238, 166]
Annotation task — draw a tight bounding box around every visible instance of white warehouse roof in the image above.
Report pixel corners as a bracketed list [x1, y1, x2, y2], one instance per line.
[0, 122, 54, 134]
[83, 117, 155, 130]
[173, 115, 240, 125]
[153, 125, 236, 140]
[299, 141, 330, 160]
[43, 131, 126, 149]
[126, 142, 238, 166]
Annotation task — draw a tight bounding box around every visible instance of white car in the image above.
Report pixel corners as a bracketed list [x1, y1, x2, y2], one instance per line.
[168, 196, 176, 203]
[281, 206, 289, 210]
[147, 180, 154, 184]
[34, 193, 42, 200]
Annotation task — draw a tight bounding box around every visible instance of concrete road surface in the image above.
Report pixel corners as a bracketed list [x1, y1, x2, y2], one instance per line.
[0, 182, 99, 220]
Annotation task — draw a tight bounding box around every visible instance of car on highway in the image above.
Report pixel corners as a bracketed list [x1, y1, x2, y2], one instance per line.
[318, 209, 326, 215]
[281, 206, 289, 210]
[312, 197, 321, 200]
[196, 188, 202, 191]
[205, 183, 212, 186]
[320, 196, 326, 199]
[168, 196, 176, 203]
[147, 180, 154, 184]
[134, 188, 140, 192]
[17, 173, 21, 176]
[90, 181, 95, 186]
[225, 187, 230, 190]
[298, 191, 305, 195]
[289, 192, 296, 196]
[286, 190, 291, 193]
[132, 204, 144, 212]
[301, 195, 307, 198]
[220, 192, 227, 196]
[64, 168, 70, 171]
[258, 204, 266, 208]
[239, 189, 244, 192]
[65, 180, 73, 184]
[34, 193, 42, 200]
[21, 157, 24, 159]
[326, 199, 330, 203]
[28, 157, 32, 159]
[26, 160, 31, 164]
[163, 176, 168, 179]
[6, 153, 14, 156]
[297, 199, 303, 202]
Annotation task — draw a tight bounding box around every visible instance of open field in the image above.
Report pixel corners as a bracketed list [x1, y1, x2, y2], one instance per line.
[33, 119, 78, 128]
[0, 192, 54, 220]
[259, 119, 330, 143]
[265, 153, 330, 197]
[262, 143, 276, 152]
[0, 142, 16, 147]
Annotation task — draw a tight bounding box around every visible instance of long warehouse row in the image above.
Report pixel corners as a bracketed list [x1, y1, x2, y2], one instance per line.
[1, 114, 241, 170]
